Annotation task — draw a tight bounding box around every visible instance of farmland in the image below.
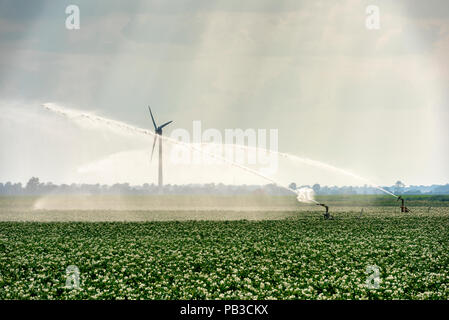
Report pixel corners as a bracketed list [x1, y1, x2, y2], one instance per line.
[0, 195, 448, 299]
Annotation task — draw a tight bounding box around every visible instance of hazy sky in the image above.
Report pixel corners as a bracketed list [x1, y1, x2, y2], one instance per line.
[0, 0, 448, 187]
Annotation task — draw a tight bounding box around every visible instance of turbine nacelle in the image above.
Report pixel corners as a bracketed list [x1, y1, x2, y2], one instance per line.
[149, 106, 172, 135]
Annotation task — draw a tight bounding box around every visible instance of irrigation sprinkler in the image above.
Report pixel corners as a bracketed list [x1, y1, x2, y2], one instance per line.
[317, 203, 333, 220]
[397, 196, 411, 213]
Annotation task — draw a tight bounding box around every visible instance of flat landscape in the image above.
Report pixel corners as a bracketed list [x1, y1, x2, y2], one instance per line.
[0, 195, 448, 299]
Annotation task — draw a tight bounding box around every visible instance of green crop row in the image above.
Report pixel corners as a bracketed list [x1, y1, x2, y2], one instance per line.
[1, 208, 448, 300]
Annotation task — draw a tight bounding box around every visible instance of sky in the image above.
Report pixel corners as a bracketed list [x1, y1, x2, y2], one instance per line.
[0, 0, 448, 187]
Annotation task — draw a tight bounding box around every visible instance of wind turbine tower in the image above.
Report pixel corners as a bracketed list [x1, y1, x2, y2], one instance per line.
[149, 106, 173, 188]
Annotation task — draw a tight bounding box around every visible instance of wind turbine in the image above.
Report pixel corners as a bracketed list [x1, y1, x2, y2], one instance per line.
[149, 106, 173, 188]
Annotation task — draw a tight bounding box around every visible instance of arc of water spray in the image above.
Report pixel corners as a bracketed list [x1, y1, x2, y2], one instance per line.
[41, 103, 395, 201]
[42, 103, 308, 201]
[200, 142, 397, 198]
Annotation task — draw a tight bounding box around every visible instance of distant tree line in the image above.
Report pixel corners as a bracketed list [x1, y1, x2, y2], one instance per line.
[0, 177, 448, 196]
[0, 177, 290, 196]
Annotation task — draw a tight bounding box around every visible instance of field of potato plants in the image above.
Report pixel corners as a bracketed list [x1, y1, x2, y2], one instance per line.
[1, 198, 448, 300]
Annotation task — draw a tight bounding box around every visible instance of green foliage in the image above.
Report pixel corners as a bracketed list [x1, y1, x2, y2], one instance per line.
[1, 208, 448, 300]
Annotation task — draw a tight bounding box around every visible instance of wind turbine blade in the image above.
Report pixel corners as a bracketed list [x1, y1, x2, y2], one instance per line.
[148, 106, 157, 130]
[150, 134, 157, 162]
[158, 120, 173, 130]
